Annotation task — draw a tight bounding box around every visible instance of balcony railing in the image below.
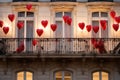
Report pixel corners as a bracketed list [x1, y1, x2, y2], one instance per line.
[0, 38, 120, 57]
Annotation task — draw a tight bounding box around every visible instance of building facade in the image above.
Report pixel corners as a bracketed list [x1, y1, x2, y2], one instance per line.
[0, 0, 120, 80]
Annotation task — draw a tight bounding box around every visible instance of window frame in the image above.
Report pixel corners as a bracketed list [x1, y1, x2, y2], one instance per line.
[91, 11, 109, 38]
[55, 11, 73, 38]
[16, 11, 35, 51]
[54, 70, 73, 80]
[17, 11, 34, 38]
[92, 71, 110, 80]
[16, 71, 34, 80]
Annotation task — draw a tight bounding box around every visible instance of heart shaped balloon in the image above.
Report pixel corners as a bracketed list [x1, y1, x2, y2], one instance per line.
[32, 39, 37, 46]
[36, 29, 43, 37]
[86, 25, 92, 32]
[93, 26, 99, 33]
[115, 16, 120, 23]
[51, 24, 57, 32]
[17, 21, 24, 29]
[26, 4, 32, 10]
[66, 17, 72, 26]
[3, 27, 9, 34]
[78, 22, 85, 30]
[8, 14, 15, 22]
[63, 15, 69, 23]
[110, 10, 116, 19]
[41, 20, 48, 28]
[16, 42, 24, 53]
[113, 24, 119, 31]
[98, 39, 104, 48]
[91, 38, 99, 48]
[93, 41, 99, 48]
[0, 20, 3, 27]
[100, 20, 107, 30]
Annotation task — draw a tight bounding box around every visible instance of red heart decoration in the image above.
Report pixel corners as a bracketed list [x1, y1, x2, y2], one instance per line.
[98, 39, 104, 48]
[63, 15, 69, 23]
[17, 21, 24, 29]
[78, 22, 85, 30]
[115, 16, 120, 23]
[91, 38, 96, 45]
[0, 20, 3, 27]
[26, 4, 32, 10]
[110, 10, 116, 18]
[66, 17, 72, 26]
[86, 25, 92, 32]
[93, 41, 99, 48]
[8, 14, 15, 22]
[41, 20, 48, 28]
[113, 24, 119, 31]
[32, 39, 37, 46]
[100, 20, 107, 30]
[91, 39, 99, 48]
[93, 26, 99, 33]
[16, 42, 24, 53]
[51, 24, 57, 32]
[36, 29, 43, 37]
[3, 27, 9, 34]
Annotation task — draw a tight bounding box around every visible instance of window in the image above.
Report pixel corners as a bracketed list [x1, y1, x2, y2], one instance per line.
[91, 12, 109, 38]
[17, 11, 34, 51]
[13, 0, 38, 2]
[55, 12, 72, 51]
[88, 0, 113, 2]
[17, 71, 33, 80]
[51, 0, 76, 2]
[55, 12, 72, 38]
[92, 71, 109, 80]
[55, 71, 72, 80]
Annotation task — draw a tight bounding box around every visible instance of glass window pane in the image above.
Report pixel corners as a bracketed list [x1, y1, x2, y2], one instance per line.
[55, 71, 62, 80]
[93, 72, 99, 80]
[18, 12, 25, 17]
[92, 21, 99, 26]
[101, 12, 108, 17]
[55, 21, 63, 38]
[27, 12, 34, 17]
[17, 21, 24, 38]
[26, 21, 34, 51]
[102, 72, 109, 80]
[92, 12, 99, 17]
[56, 12, 62, 17]
[26, 72, 33, 80]
[101, 21, 108, 38]
[64, 12, 71, 17]
[65, 71, 71, 80]
[26, 21, 33, 38]
[17, 72, 24, 80]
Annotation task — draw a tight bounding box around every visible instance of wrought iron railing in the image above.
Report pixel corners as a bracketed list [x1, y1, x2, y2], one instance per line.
[0, 38, 120, 56]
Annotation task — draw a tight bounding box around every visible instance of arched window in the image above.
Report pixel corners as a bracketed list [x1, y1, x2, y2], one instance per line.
[92, 71, 109, 80]
[17, 71, 33, 80]
[55, 71, 72, 80]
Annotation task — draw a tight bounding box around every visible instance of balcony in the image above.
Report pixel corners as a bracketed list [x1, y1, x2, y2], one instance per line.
[0, 38, 120, 58]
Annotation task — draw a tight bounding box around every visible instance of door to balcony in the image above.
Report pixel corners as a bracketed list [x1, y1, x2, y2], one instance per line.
[17, 11, 34, 52]
[17, 20, 34, 52]
[55, 12, 73, 53]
